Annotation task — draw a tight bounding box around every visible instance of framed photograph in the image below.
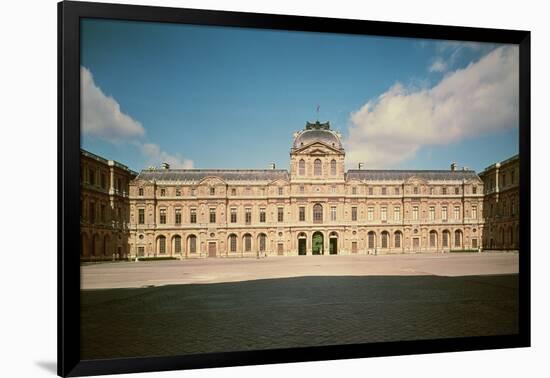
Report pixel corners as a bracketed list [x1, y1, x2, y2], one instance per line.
[58, 1, 530, 376]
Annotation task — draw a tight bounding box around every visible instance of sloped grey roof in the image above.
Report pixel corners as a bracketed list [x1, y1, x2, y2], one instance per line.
[136, 169, 289, 183]
[346, 169, 481, 182]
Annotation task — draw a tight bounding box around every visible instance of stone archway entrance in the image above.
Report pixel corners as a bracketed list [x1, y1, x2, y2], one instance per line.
[329, 232, 338, 255]
[298, 232, 307, 256]
[312, 232, 324, 255]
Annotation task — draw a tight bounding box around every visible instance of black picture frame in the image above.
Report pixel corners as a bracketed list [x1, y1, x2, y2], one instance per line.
[58, 1, 531, 376]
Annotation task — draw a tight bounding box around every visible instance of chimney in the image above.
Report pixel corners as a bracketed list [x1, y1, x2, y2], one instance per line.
[358, 163, 364, 170]
[161, 162, 170, 170]
[269, 163, 276, 170]
[450, 162, 456, 171]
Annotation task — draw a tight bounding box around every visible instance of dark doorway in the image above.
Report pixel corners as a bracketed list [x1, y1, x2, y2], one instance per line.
[329, 237, 338, 255]
[298, 238, 306, 255]
[312, 232, 324, 255]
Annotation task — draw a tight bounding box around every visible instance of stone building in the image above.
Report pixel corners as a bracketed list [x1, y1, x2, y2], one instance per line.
[126, 121, 486, 258]
[80, 149, 137, 261]
[479, 155, 520, 249]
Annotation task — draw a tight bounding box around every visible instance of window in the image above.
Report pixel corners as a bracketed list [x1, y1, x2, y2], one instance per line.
[330, 206, 337, 221]
[229, 235, 237, 252]
[351, 206, 357, 221]
[174, 235, 181, 253]
[100, 204, 106, 222]
[89, 168, 95, 186]
[244, 234, 252, 252]
[413, 186, 419, 195]
[300, 186, 305, 193]
[116, 178, 122, 192]
[381, 206, 387, 221]
[454, 206, 460, 220]
[454, 230, 462, 247]
[259, 208, 266, 223]
[89, 202, 95, 224]
[429, 206, 435, 220]
[246, 187, 251, 195]
[381, 187, 387, 195]
[190, 208, 197, 224]
[261, 188, 265, 196]
[330, 159, 337, 175]
[511, 170, 515, 184]
[175, 208, 181, 224]
[430, 231, 437, 247]
[367, 207, 374, 221]
[278, 243, 284, 255]
[352, 241, 358, 254]
[511, 200, 516, 216]
[368, 232, 375, 249]
[278, 187, 283, 195]
[189, 235, 197, 253]
[502, 174, 507, 187]
[277, 207, 284, 222]
[430, 187, 434, 195]
[209, 208, 216, 223]
[299, 159, 305, 175]
[259, 234, 266, 252]
[138, 208, 144, 224]
[395, 187, 400, 195]
[313, 204, 323, 223]
[138, 246, 145, 257]
[352, 187, 357, 195]
[472, 238, 478, 248]
[331, 186, 336, 193]
[394, 207, 400, 221]
[368, 187, 373, 195]
[412, 206, 419, 220]
[100, 173, 106, 189]
[314, 159, 322, 176]
[394, 232, 401, 248]
[472, 186, 477, 194]
[191, 188, 196, 196]
[442, 206, 448, 220]
[299, 206, 306, 222]
[139, 187, 144, 196]
[245, 208, 252, 224]
[160, 208, 166, 224]
[472, 206, 478, 219]
[160, 188, 166, 197]
[175, 188, 181, 196]
[455, 187, 459, 195]
[442, 231, 449, 247]
[210, 187, 215, 195]
[442, 187, 447, 195]
[231, 188, 236, 196]
[230, 208, 237, 223]
[381, 232, 388, 248]
[158, 236, 166, 254]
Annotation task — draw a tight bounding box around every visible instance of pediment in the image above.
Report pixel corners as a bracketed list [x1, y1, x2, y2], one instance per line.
[198, 176, 227, 185]
[294, 142, 342, 155]
[405, 176, 428, 185]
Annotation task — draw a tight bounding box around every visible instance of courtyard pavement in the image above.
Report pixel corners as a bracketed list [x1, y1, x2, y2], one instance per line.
[80, 253, 519, 360]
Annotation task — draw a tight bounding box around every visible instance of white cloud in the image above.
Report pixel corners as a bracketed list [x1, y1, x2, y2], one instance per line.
[345, 46, 519, 168]
[81, 66, 145, 141]
[429, 58, 447, 73]
[139, 142, 194, 169]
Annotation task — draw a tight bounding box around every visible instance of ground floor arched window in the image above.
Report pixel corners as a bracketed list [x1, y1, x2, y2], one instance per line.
[259, 234, 267, 252]
[429, 230, 437, 248]
[381, 231, 389, 248]
[188, 235, 197, 254]
[368, 232, 376, 249]
[229, 234, 237, 253]
[244, 234, 252, 252]
[454, 230, 462, 248]
[442, 230, 450, 248]
[394, 231, 402, 248]
[158, 235, 166, 254]
[173, 235, 181, 254]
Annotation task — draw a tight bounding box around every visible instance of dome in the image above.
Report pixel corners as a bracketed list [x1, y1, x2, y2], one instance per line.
[292, 121, 343, 150]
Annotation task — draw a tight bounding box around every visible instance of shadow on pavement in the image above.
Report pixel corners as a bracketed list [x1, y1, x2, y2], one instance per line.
[81, 274, 518, 360]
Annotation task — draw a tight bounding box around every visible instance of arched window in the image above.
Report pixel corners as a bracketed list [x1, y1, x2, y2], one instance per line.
[188, 235, 197, 254]
[330, 159, 337, 175]
[368, 231, 376, 249]
[244, 234, 252, 252]
[259, 234, 267, 252]
[158, 235, 166, 254]
[381, 231, 389, 248]
[314, 159, 322, 176]
[299, 159, 305, 176]
[454, 230, 463, 247]
[173, 235, 182, 254]
[229, 234, 237, 253]
[429, 230, 437, 248]
[442, 230, 450, 248]
[103, 235, 109, 256]
[394, 231, 402, 248]
[313, 204, 323, 223]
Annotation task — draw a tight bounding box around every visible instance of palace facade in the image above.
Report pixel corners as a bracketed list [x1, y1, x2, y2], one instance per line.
[80, 149, 137, 260]
[479, 155, 520, 249]
[125, 121, 488, 259]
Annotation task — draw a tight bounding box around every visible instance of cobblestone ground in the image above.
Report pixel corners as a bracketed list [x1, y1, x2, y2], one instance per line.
[81, 272, 518, 360]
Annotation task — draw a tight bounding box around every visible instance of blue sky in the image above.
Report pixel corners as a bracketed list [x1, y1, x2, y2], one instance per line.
[80, 18, 519, 172]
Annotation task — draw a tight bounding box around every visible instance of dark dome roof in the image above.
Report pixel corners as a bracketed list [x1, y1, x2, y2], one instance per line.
[292, 121, 343, 150]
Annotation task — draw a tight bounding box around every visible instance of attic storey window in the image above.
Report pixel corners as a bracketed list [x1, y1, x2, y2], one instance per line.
[138, 188, 144, 196]
[314, 159, 322, 176]
[210, 187, 215, 195]
[299, 159, 305, 176]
